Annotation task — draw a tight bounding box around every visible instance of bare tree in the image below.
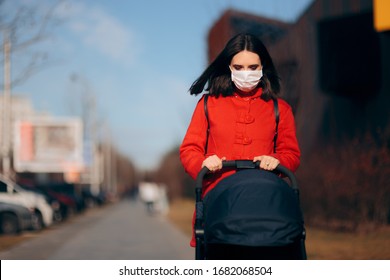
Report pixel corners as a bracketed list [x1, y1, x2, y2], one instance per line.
[0, 0, 67, 87]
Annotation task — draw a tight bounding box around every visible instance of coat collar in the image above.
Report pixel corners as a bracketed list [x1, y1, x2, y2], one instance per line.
[233, 87, 263, 100]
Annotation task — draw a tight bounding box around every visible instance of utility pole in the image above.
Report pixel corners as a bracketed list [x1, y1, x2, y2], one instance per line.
[2, 30, 12, 178]
[104, 123, 116, 196]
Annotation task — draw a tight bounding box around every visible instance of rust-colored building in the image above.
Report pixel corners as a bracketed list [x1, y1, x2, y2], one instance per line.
[206, 0, 390, 226]
[207, 0, 389, 159]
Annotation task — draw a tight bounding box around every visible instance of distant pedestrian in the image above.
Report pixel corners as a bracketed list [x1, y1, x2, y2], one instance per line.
[138, 182, 160, 215]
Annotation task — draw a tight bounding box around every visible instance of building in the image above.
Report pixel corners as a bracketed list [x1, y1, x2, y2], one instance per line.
[0, 93, 51, 140]
[0, 94, 85, 182]
[206, 0, 390, 225]
[0, 94, 49, 171]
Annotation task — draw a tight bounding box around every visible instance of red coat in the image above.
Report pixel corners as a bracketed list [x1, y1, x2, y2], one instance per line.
[179, 88, 301, 246]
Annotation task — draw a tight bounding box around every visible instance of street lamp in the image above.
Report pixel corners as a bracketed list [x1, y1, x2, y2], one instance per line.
[69, 74, 101, 195]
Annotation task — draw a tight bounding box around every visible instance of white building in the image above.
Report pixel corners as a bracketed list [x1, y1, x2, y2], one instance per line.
[0, 93, 50, 150]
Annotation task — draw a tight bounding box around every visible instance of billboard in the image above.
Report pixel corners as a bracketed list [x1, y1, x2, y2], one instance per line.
[13, 117, 84, 173]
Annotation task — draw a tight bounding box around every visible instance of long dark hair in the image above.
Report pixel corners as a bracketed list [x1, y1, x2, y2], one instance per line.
[189, 33, 280, 101]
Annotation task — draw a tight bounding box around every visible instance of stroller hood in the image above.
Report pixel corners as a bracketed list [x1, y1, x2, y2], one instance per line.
[203, 169, 304, 247]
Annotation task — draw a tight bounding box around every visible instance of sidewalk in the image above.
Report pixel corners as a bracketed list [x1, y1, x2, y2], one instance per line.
[0, 199, 194, 260]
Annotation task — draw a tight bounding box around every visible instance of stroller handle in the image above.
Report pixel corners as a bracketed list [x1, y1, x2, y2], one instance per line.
[195, 160, 298, 191]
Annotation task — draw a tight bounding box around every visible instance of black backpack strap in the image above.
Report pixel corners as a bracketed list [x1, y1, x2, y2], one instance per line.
[272, 97, 279, 153]
[204, 94, 210, 154]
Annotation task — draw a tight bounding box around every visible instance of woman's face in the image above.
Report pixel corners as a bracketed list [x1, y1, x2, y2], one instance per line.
[229, 50, 263, 93]
[230, 50, 262, 71]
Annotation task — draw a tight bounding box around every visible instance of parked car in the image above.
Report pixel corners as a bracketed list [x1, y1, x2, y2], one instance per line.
[41, 186, 80, 220]
[80, 185, 108, 207]
[40, 183, 86, 213]
[0, 174, 53, 230]
[0, 201, 35, 235]
[43, 188, 77, 220]
[18, 183, 67, 222]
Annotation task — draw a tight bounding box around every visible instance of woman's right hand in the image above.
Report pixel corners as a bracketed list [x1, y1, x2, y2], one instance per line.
[201, 155, 226, 172]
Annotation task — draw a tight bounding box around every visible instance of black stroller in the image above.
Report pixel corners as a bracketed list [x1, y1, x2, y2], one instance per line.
[195, 160, 307, 260]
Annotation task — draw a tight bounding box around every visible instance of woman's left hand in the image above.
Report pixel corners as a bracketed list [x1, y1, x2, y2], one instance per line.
[253, 155, 280, 171]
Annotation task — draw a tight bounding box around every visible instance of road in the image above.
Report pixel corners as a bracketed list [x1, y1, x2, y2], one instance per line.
[0, 199, 194, 260]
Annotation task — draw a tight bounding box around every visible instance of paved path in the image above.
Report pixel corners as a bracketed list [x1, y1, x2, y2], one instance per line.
[0, 199, 194, 260]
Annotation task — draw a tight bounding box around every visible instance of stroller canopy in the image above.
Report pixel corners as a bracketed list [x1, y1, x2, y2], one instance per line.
[203, 169, 304, 247]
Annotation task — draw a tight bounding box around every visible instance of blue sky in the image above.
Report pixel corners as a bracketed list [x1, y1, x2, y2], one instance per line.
[7, 0, 313, 170]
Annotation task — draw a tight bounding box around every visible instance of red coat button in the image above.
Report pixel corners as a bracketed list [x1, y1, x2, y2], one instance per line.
[245, 115, 255, 123]
[243, 137, 252, 144]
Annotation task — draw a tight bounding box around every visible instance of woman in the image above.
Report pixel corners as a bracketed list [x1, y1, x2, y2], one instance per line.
[180, 33, 301, 248]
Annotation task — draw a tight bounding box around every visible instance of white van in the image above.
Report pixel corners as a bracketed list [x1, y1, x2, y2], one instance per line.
[0, 174, 53, 230]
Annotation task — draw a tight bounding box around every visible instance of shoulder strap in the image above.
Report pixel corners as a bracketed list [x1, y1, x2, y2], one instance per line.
[204, 95, 280, 155]
[204, 94, 210, 154]
[272, 97, 279, 154]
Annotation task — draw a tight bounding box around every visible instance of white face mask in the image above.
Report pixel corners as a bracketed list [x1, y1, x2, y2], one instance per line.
[230, 66, 263, 92]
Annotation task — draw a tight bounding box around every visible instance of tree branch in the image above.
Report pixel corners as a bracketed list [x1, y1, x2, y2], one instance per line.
[0, 0, 67, 85]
